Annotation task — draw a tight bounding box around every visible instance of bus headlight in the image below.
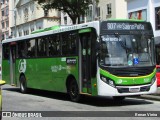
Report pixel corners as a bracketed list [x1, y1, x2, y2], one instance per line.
[100, 75, 116, 88]
[151, 76, 156, 85]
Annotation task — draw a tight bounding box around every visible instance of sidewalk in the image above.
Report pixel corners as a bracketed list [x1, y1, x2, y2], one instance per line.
[137, 87, 160, 101]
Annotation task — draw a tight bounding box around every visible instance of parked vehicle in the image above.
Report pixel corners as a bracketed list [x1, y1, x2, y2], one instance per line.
[0, 80, 6, 119]
[0, 64, 1, 76]
[156, 65, 160, 87]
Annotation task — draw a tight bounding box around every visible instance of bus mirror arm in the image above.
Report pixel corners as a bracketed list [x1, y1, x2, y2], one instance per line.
[96, 42, 101, 57]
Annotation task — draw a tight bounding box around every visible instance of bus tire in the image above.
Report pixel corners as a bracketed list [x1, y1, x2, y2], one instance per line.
[19, 75, 27, 93]
[68, 79, 81, 102]
[113, 96, 125, 101]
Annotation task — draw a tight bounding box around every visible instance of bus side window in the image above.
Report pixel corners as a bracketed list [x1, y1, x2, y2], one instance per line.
[17, 41, 26, 58]
[37, 38, 47, 57]
[2, 43, 9, 60]
[26, 39, 36, 58]
[61, 31, 77, 56]
[48, 35, 59, 56]
[68, 32, 77, 55]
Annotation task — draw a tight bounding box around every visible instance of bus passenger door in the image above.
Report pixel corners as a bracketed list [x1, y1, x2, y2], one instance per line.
[10, 43, 16, 85]
[79, 33, 92, 94]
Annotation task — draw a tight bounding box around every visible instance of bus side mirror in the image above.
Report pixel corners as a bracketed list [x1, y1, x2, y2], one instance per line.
[96, 42, 100, 56]
[101, 42, 107, 52]
[0, 80, 6, 86]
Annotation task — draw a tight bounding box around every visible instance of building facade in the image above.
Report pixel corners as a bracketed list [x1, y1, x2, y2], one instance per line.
[11, 0, 60, 38]
[126, 0, 160, 40]
[0, 0, 10, 40]
[97, 0, 127, 21]
[61, 0, 127, 25]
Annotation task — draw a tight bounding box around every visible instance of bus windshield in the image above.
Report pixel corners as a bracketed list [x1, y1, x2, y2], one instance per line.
[100, 34, 155, 67]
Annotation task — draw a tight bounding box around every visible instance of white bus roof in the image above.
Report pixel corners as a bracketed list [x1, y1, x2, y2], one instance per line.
[2, 21, 99, 44]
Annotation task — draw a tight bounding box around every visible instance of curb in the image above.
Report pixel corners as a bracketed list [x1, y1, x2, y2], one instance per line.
[138, 95, 160, 101]
[133, 87, 160, 101]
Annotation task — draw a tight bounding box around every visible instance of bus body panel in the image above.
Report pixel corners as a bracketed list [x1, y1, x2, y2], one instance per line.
[97, 68, 157, 96]
[15, 57, 79, 92]
[2, 60, 10, 84]
[97, 78, 157, 96]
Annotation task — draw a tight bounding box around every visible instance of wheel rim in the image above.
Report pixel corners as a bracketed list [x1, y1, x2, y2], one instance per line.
[70, 80, 79, 99]
[20, 80, 25, 91]
[20, 76, 26, 92]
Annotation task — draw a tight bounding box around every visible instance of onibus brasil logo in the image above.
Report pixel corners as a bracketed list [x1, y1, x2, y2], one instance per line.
[18, 59, 26, 73]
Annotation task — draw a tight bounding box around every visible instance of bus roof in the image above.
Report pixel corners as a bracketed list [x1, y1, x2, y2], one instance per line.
[108, 19, 145, 22]
[2, 19, 149, 44]
[2, 21, 99, 44]
[31, 25, 60, 34]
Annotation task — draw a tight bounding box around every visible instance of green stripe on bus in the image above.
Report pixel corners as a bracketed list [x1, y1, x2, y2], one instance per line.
[31, 25, 60, 34]
[108, 19, 145, 22]
[78, 28, 91, 34]
[100, 68, 156, 85]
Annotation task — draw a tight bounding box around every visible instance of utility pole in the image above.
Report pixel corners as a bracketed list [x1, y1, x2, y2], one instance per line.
[10, 9, 17, 38]
[92, 0, 96, 21]
[0, 2, 2, 41]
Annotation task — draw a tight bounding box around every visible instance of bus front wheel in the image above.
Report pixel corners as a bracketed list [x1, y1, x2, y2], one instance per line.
[68, 80, 81, 102]
[20, 75, 27, 93]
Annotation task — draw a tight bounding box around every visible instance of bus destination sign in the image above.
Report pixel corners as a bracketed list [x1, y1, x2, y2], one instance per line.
[102, 22, 150, 31]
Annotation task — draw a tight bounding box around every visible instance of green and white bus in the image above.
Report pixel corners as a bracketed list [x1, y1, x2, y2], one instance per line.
[2, 20, 157, 101]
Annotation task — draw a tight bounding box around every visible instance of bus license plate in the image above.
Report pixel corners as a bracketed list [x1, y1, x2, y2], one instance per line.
[129, 88, 140, 92]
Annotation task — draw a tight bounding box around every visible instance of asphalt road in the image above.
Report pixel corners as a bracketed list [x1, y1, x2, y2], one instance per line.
[1, 84, 160, 120]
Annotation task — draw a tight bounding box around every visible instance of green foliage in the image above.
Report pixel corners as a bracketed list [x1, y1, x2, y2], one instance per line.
[34, 0, 99, 24]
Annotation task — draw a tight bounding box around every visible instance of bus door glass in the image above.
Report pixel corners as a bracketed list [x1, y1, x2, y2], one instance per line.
[80, 32, 92, 93]
[10, 42, 16, 85]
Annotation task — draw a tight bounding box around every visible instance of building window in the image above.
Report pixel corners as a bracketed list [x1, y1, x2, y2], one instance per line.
[87, 5, 93, 22]
[128, 9, 147, 21]
[6, 21, 9, 28]
[155, 7, 160, 30]
[2, 34, 5, 40]
[2, 10, 5, 16]
[6, 0, 9, 4]
[24, 30, 29, 35]
[80, 15, 85, 23]
[107, 3, 112, 15]
[2, 22, 5, 29]
[19, 32, 22, 37]
[24, 8, 29, 22]
[64, 16, 67, 25]
[31, 28, 34, 32]
[1, 0, 5, 4]
[5, 32, 9, 39]
[44, 9, 48, 17]
[96, 7, 100, 18]
[6, 7, 9, 16]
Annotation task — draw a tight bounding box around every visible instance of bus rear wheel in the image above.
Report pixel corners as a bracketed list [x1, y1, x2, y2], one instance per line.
[68, 80, 81, 102]
[20, 75, 27, 93]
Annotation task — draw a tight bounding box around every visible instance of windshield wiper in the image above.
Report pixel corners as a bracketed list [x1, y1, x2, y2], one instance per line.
[114, 33, 131, 52]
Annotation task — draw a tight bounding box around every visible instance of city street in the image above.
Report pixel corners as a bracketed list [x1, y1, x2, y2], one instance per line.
[1, 84, 160, 120]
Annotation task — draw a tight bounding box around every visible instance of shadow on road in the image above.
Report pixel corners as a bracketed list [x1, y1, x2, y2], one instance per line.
[2, 85, 153, 107]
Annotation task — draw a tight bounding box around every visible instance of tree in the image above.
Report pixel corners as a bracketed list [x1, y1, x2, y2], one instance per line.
[34, 0, 99, 24]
